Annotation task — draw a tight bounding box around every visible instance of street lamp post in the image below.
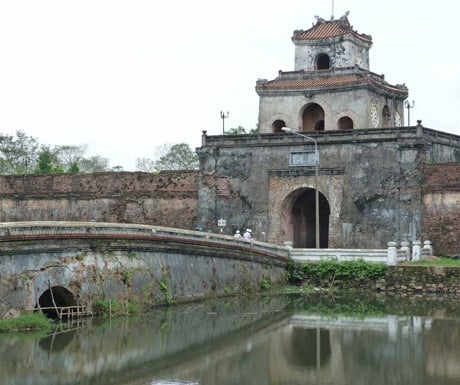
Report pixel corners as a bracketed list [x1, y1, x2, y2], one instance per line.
[404, 100, 415, 126]
[220, 111, 229, 134]
[282, 127, 320, 249]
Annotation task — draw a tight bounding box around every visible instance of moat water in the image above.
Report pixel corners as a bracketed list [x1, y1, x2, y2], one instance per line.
[1, 293, 460, 385]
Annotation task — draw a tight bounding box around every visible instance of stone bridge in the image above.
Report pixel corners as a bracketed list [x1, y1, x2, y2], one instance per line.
[0, 221, 289, 316]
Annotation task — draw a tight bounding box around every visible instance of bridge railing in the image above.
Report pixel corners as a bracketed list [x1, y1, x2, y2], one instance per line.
[0, 222, 432, 265]
[0, 221, 290, 260]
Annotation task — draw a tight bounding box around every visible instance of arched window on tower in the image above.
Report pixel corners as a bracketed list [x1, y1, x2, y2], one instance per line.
[272, 120, 286, 133]
[316, 54, 330, 70]
[338, 116, 354, 130]
[382, 105, 391, 127]
[302, 103, 325, 132]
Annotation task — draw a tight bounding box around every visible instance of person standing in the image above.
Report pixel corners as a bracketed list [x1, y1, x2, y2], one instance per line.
[234, 230, 242, 238]
[243, 228, 252, 240]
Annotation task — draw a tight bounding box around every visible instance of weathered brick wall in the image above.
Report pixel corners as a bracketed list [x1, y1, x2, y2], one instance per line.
[422, 163, 460, 256]
[0, 171, 199, 229]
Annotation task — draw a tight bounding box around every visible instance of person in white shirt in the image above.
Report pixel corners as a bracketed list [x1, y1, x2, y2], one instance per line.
[243, 228, 252, 240]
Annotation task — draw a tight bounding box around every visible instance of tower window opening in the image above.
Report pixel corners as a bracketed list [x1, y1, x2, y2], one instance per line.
[338, 116, 354, 130]
[302, 103, 325, 132]
[382, 105, 391, 127]
[316, 54, 330, 70]
[272, 120, 287, 133]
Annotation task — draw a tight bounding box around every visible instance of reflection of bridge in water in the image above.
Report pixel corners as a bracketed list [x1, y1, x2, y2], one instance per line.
[1, 295, 460, 385]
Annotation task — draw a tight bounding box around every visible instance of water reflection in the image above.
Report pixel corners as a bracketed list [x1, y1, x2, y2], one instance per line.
[1, 294, 460, 385]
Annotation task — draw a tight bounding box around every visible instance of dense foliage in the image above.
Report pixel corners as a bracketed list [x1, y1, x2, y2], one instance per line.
[286, 259, 387, 286]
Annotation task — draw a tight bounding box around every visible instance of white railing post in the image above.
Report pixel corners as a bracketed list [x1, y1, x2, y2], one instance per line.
[412, 240, 421, 261]
[387, 241, 397, 266]
[423, 240, 433, 257]
[400, 240, 411, 261]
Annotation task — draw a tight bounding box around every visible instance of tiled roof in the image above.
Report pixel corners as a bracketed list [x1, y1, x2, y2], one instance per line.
[257, 71, 408, 96]
[292, 17, 372, 44]
[261, 74, 364, 89]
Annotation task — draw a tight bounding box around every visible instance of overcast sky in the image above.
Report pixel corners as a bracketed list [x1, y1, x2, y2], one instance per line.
[0, 0, 458, 170]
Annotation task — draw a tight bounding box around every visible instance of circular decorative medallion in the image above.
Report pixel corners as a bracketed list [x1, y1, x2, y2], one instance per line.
[394, 111, 402, 127]
[370, 104, 379, 127]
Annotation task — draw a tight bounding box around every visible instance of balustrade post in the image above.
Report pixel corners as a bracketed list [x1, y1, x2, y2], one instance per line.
[400, 240, 411, 261]
[412, 240, 421, 261]
[423, 240, 433, 257]
[387, 241, 397, 266]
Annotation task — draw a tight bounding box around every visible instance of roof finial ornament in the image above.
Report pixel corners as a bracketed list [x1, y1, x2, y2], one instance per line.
[314, 15, 325, 23]
[340, 10, 350, 21]
[331, 0, 334, 20]
[338, 11, 350, 25]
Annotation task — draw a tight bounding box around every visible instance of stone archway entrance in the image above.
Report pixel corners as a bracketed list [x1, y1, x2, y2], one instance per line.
[281, 188, 330, 248]
[38, 286, 77, 318]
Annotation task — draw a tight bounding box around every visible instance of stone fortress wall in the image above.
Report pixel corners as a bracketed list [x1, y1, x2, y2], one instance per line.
[0, 131, 458, 255]
[0, 170, 199, 230]
[422, 163, 460, 256]
[196, 125, 460, 254]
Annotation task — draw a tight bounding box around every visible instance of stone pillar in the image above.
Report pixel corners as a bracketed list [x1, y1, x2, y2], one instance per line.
[416, 120, 423, 137]
[423, 240, 433, 257]
[201, 130, 207, 146]
[412, 240, 422, 261]
[387, 241, 397, 266]
[400, 240, 411, 261]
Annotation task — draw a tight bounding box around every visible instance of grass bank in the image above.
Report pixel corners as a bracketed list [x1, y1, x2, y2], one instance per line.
[0, 312, 52, 333]
[407, 256, 460, 267]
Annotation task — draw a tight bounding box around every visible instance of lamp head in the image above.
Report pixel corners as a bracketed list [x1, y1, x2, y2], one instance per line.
[281, 127, 294, 133]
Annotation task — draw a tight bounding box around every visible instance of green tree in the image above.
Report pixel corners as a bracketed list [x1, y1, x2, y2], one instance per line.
[0, 130, 114, 174]
[154, 143, 198, 171]
[79, 155, 111, 173]
[136, 157, 156, 172]
[54, 144, 87, 170]
[34, 150, 54, 174]
[0, 130, 39, 174]
[136, 143, 198, 172]
[224, 124, 258, 135]
[68, 162, 80, 173]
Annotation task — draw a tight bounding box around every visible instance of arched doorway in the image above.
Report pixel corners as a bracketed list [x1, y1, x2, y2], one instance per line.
[302, 104, 325, 132]
[38, 286, 77, 318]
[281, 188, 330, 248]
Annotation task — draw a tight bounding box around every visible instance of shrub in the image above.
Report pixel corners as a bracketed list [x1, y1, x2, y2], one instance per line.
[286, 259, 387, 285]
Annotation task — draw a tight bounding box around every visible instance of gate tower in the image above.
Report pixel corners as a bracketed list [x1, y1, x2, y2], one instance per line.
[256, 13, 408, 132]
